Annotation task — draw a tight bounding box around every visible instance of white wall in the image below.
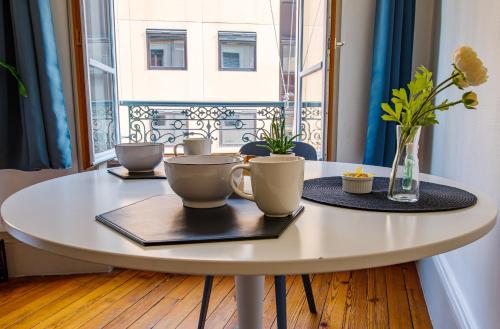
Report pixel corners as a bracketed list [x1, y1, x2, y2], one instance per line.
[335, 0, 436, 164]
[0, 0, 109, 276]
[418, 1, 500, 328]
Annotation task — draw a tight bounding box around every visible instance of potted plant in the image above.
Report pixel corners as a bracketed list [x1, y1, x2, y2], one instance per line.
[0, 59, 27, 97]
[381, 46, 487, 202]
[259, 114, 300, 157]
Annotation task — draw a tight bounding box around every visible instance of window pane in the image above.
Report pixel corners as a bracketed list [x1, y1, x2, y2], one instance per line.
[300, 70, 323, 156]
[301, 0, 325, 70]
[281, 40, 296, 73]
[219, 32, 256, 71]
[85, 0, 113, 66]
[89, 66, 116, 154]
[222, 52, 240, 68]
[147, 30, 187, 69]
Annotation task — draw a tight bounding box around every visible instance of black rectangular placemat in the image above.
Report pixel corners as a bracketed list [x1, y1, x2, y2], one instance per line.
[108, 166, 166, 179]
[96, 195, 303, 246]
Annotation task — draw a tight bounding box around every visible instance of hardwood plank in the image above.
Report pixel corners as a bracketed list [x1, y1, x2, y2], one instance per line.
[8, 273, 115, 328]
[318, 271, 352, 328]
[0, 274, 87, 311]
[31, 270, 138, 329]
[204, 285, 237, 329]
[293, 273, 333, 329]
[127, 276, 205, 329]
[0, 274, 92, 326]
[402, 263, 433, 329]
[167, 275, 205, 299]
[385, 265, 414, 329]
[367, 267, 389, 329]
[0, 275, 50, 305]
[177, 276, 235, 328]
[55, 271, 162, 328]
[104, 274, 187, 329]
[152, 276, 224, 328]
[222, 310, 239, 329]
[344, 269, 368, 329]
[78, 272, 167, 328]
[0, 264, 432, 329]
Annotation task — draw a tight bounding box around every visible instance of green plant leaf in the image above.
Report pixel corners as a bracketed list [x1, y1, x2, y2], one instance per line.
[381, 114, 398, 122]
[394, 103, 403, 120]
[0, 59, 27, 97]
[381, 103, 396, 117]
[258, 114, 300, 153]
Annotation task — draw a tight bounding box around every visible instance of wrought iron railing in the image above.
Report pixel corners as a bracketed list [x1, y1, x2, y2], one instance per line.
[119, 100, 323, 153]
[91, 100, 116, 154]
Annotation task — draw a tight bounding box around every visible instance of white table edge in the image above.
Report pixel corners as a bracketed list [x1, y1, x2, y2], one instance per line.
[3, 212, 496, 276]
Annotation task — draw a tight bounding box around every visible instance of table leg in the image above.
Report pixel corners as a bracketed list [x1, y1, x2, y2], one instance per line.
[235, 275, 265, 329]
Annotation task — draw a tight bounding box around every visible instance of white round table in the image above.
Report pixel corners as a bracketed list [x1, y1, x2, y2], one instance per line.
[1, 162, 497, 329]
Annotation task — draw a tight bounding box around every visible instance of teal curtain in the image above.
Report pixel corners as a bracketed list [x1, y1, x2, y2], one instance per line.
[363, 0, 415, 167]
[0, 0, 72, 170]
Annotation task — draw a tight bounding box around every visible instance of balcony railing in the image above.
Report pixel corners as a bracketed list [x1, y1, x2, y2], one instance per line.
[119, 100, 323, 155]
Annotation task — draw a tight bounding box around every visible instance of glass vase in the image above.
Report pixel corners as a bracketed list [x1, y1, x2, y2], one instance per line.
[388, 126, 421, 202]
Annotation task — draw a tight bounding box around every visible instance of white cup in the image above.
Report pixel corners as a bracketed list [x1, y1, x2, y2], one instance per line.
[173, 138, 212, 156]
[229, 156, 305, 217]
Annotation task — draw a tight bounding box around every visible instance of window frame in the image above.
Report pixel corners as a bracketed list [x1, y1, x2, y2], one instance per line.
[80, 0, 120, 165]
[218, 31, 257, 72]
[146, 29, 188, 71]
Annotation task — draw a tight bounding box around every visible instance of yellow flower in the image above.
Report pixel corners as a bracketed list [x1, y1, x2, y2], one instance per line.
[453, 46, 488, 87]
[462, 91, 479, 109]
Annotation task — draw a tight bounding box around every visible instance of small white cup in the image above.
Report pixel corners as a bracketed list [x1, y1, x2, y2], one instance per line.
[173, 138, 212, 156]
[229, 156, 305, 217]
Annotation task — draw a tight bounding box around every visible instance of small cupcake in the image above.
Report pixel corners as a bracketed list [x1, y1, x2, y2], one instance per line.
[342, 167, 374, 194]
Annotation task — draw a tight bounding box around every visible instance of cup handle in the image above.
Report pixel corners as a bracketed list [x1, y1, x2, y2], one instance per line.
[173, 143, 184, 156]
[229, 164, 255, 201]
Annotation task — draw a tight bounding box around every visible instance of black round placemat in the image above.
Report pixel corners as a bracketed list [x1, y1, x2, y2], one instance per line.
[302, 176, 477, 212]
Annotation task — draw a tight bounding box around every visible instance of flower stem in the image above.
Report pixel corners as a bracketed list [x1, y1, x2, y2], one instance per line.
[411, 78, 459, 126]
[388, 127, 415, 196]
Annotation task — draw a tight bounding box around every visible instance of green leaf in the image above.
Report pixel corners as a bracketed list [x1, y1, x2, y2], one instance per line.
[395, 103, 403, 120]
[381, 114, 398, 122]
[381, 103, 396, 117]
[0, 59, 27, 97]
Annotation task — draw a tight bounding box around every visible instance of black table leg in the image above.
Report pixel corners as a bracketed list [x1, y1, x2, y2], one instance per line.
[301, 274, 317, 313]
[0, 239, 7, 282]
[198, 275, 213, 329]
[274, 275, 287, 329]
[198, 274, 315, 329]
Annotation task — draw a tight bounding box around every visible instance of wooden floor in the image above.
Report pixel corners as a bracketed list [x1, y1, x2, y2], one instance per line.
[0, 262, 431, 329]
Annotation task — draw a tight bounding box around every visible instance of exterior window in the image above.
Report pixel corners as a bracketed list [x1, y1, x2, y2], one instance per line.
[82, 0, 119, 162]
[150, 49, 164, 67]
[218, 31, 256, 71]
[147, 29, 187, 70]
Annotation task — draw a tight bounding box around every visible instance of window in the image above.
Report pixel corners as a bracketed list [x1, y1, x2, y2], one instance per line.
[74, 0, 332, 165]
[218, 31, 256, 71]
[150, 49, 164, 67]
[147, 29, 187, 70]
[81, 0, 119, 163]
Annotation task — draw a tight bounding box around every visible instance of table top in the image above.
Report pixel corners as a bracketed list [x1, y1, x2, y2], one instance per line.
[1, 162, 497, 275]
